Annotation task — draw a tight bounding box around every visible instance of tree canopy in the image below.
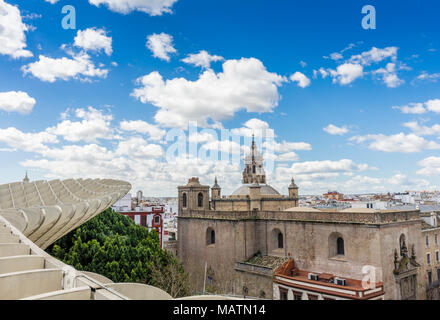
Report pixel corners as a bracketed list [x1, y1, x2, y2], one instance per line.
[46, 208, 191, 297]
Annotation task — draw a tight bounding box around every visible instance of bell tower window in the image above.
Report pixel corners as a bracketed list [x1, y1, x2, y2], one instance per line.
[182, 193, 187, 208]
[198, 192, 204, 207]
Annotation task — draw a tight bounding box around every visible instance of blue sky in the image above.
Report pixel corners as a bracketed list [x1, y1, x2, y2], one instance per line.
[0, 0, 440, 196]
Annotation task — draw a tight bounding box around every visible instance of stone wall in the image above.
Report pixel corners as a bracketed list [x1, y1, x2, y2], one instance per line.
[178, 208, 426, 299]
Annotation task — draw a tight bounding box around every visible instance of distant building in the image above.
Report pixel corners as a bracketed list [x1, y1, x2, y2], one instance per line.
[351, 200, 389, 210]
[421, 211, 440, 299]
[112, 192, 132, 211]
[323, 191, 344, 201]
[115, 205, 165, 248]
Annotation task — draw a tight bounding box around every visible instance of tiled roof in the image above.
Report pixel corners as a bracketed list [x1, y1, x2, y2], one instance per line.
[245, 255, 289, 270]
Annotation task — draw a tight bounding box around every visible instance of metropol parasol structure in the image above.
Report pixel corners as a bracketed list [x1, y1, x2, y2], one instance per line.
[0, 177, 228, 300]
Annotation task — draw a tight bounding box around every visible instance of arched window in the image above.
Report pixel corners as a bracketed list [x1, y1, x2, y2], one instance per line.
[206, 228, 215, 245]
[211, 230, 215, 244]
[278, 232, 284, 249]
[253, 165, 256, 174]
[337, 237, 344, 255]
[182, 193, 187, 208]
[198, 192, 204, 207]
[329, 232, 345, 257]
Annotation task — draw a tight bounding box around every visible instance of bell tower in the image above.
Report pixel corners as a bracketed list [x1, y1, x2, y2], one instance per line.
[211, 177, 221, 199]
[242, 135, 266, 184]
[177, 177, 210, 213]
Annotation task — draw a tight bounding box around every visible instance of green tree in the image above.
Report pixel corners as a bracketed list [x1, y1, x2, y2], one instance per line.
[46, 208, 191, 297]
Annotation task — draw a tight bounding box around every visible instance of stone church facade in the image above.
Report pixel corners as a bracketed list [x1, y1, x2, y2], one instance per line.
[177, 141, 427, 300]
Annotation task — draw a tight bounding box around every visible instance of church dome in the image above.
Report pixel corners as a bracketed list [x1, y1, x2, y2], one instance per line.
[231, 184, 281, 196]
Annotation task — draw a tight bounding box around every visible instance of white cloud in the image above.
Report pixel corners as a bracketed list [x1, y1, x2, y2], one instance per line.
[329, 63, 363, 85]
[120, 119, 166, 141]
[426, 99, 440, 113]
[0, 0, 33, 58]
[116, 137, 163, 158]
[263, 140, 312, 152]
[289, 159, 370, 174]
[403, 121, 440, 136]
[415, 71, 440, 82]
[146, 33, 177, 61]
[44, 0, 59, 4]
[329, 52, 343, 61]
[231, 118, 272, 138]
[276, 152, 299, 162]
[392, 102, 426, 114]
[88, 0, 178, 16]
[0, 91, 35, 114]
[373, 63, 404, 88]
[131, 57, 286, 128]
[393, 99, 440, 114]
[46, 107, 115, 142]
[323, 124, 349, 135]
[181, 50, 224, 69]
[74, 28, 113, 56]
[349, 46, 398, 66]
[314, 67, 329, 79]
[188, 131, 217, 144]
[350, 133, 440, 153]
[417, 157, 440, 176]
[22, 53, 108, 82]
[289, 72, 311, 88]
[0, 127, 57, 153]
[201, 140, 243, 154]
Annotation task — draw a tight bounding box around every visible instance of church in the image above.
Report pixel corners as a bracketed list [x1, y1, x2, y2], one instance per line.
[177, 140, 426, 300]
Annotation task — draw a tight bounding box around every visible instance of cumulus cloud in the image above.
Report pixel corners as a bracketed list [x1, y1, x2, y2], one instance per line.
[201, 140, 243, 155]
[21, 52, 108, 82]
[0, 91, 36, 114]
[403, 121, 440, 136]
[0, 0, 33, 58]
[417, 157, 440, 176]
[373, 63, 404, 88]
[181, 50, 224, 69]
[313, 67, 329, 79]
[350, 133, 440, 153]
[0, 127, 57, 153]
[146, 33, 177, 61]
[392, 99, 440, 114]
[272, 159, 372, 189]
[329, 52, 343, 61]
[88, 0, 178, 16]
[392, 102, 426, 114]
[74, 28, 113, 56]
[231, 118, 272, 138]
[46, 107, 115, 143]
[276, 152, 299, 162]
[329, 63, 363, 85]
[131, 57, 286, 128]
[323, 124, 349, 135]
[426, 99, 440, 113]
[120, 119, 166, 141]
[289, 72, 311, 88]
[263, 140, 312, 153]
[116, 137, 163, 158]
[414, 71, 440, 83]
[349, 46, 398, 66]
[288, 159, 370, 174]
